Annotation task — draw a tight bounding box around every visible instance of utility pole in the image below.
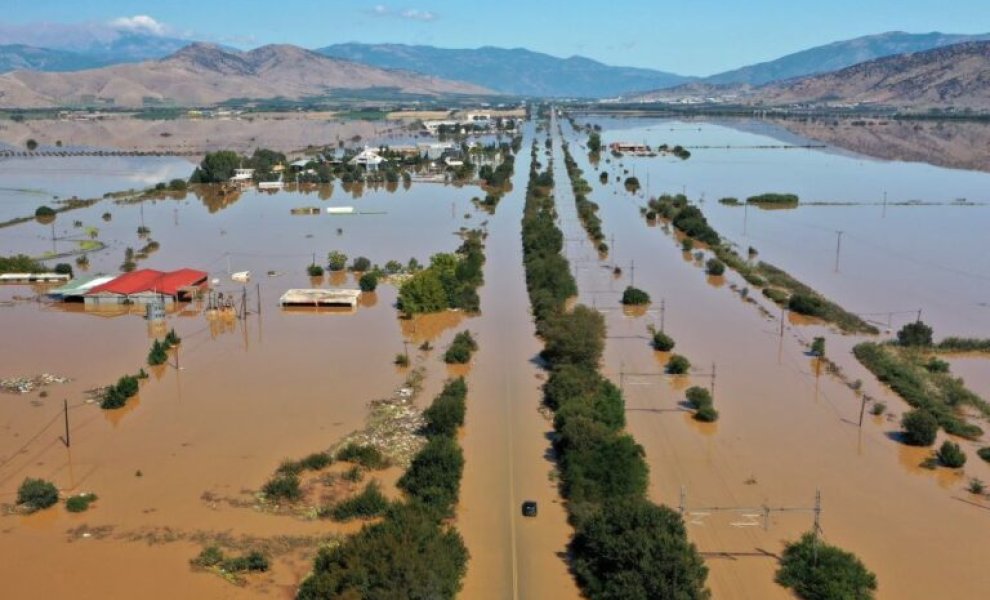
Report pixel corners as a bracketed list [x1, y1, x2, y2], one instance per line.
[630, 260, 635, 288]
[62, 399, 70, 448]
[660, 298, 666, 332]
[240, 286, 247, 321]
[858, 392, 868, 427]
[780, 307, 786, 337]
[710, 362, 717, 401]
[833, 231, 844, 273]
[743, 202, 749, 237]
[916, 308, 923, 323]
[256, 283, 261, 315]
[813, 489, 822, 565]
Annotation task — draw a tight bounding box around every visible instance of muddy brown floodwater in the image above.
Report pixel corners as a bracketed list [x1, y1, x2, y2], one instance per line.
[0, 161, 498, 597]
[555, 116, 990, 599]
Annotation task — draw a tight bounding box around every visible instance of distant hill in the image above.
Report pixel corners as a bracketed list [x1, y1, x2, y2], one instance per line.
[316, 43, 692, 97]
[0, 44, 109, 73]
[754, 41, 990, 110]
[703, 31, 990, 85]
[0, 43, 492, 108]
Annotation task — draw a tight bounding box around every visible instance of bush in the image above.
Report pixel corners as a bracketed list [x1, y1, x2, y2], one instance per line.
[220, 551, 269, 573]
[101, 375, 140, 410]
[35, 205, 55, 218]
[300, 452, 333, 471]
[398, 435, 464, 516]
[901, 409, 939, 446]
[358, 272, 378, 292]
[694, 405, 719, 422]
[307, 263, 324, 276]
[897, 321, 933, 347]
[423, 378, 467, 437]
[870, 401, 887, 416]
[66, 493, 98, 513]
[327, 251, 348, 271]
[666, 354, 691, 375]
[681, 238, 694, 252]
[394, 353, 410, 367]
[17, 478, 59, 510]
[651, 330, 675, 352]
[540, 305, 605, 368]
[193, 546, 224, 567]
[788, 293, 826, 317]
[571, 498, 709, 600]
[937, 441, 966, 468]
[811, 337, 826, 357]
[979, 447, 990, 463]
[705, 258, 725, 276]
[54, 263, 73, 278]
[685, 386, 712, 410]
[763, 287, 789, 304]
[262, 473, 301, 501]
[148, 339, 169, 366]
[776, 532, 877, 600]
[620, 286, 651, 306]
[337, 444, 389, 470]
[351, 256, 371, 272]
[329, 481, 390, 521]
[444, 331, 477, 365]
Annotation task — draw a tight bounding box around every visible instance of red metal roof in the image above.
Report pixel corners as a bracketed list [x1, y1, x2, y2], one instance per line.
[155, 269, 208, 296]
[88, 269, 164, 295]
[87, 268, 207, 297]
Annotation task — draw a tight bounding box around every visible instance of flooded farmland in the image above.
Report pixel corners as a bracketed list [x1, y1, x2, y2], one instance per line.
[2, 113, 989, 600]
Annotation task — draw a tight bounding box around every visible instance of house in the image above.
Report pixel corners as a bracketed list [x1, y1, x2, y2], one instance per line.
[230, 168, 255, 185]
[48, 275, 116, 302]
[418, 142, 455, 161]
[84, 268, 208, 306]
[349, 148, 386, 171]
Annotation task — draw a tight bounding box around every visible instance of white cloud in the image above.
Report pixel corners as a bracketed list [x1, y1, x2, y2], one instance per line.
[368, 5, 438, 22]
[108, 15, 170, 36]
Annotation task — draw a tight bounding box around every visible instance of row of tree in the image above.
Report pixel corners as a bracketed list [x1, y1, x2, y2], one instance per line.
[562, 141, 607, 254]
[398, 230, 487, 315]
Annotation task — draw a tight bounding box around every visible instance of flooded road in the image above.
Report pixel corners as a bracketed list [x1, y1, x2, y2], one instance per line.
[555, 116, 990, 599]
[459, 123, 579, 599]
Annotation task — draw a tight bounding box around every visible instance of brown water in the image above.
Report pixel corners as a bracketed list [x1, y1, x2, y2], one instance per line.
[555, 115, 990, 599]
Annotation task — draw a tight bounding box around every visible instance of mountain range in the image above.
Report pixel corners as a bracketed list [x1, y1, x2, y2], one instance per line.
[0, 44, 489, 108]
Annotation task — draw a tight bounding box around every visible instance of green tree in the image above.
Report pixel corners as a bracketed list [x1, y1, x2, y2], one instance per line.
[705, 258, 725, 276]
[26, 138, 38, 151]
[359, 272, 378, 292]
[34, 205, 55, 218]
[937, 441, 966, 468]
[897, 321, 933, 347]
[398, 270, 449, 314]
[327, 251, 348, 271]
[351, 256, 371, 272]
[901, 409, 938, 446]
[423, 378, 467, 438]
[620, 286, 651, 306]
[666, 354, 691, 375]
[810, 337, 826, 357]
[776, 532, 877, 600]
[398, 436, 464, 517]
[190, 150, 240, 183]
[541, 305, 605, 368]
[652, 330, 676, 352]
[571, 498, 709, 600]
[17, 478, 59, 510]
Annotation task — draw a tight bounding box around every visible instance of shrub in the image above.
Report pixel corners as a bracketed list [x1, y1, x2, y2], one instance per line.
[681, 238, 694, 252]
[17, 478, 59, 510]
[327, 251, 348, 271]
[788, 293, 826, 317]
[540, 306, 605, 369]
[343, 466, 364, 482]
[776, 532, 877, 600]
[666, 354, 691, 375]
[148, 339, 169, 366]
[763, 287, 789, 304]
[423, 378, 467, 437]
[351, 256, 371, 272]
[694, 405, 719, 422]
[329, 481, 390, 521]
[924, 357, 950, 373]
[54, 263, 73, 277]
[192, 545, 225, 567]
[685, 386, 712, 410]
[307, 263, 324, 276]
[398, 435, 464, 516]
[620, 286, 651, 306]
[444, 330, 478, 364]
[901, 409, 939, 446]
[35, 205, 55, 218]
[358, 272, 378, 292]
[897, 321, 933, 347]
[337, 444, 389, 469]
[101, 375, 139, 410]
[394, 353, 410, 367]
[705, 258, 725, 276]
[969, 478, 985, 494]
[937, 441, 966, 468]
[870, 402, 886, 416]
[810, 337, 826, 357]
[65, 493, 98, 513]
[652, 330, 675, 352]
[979, 447, 990, 463]
[262, 473, 301, 501]
[300, 452, 333, 471]
[221, 551, 270, 573]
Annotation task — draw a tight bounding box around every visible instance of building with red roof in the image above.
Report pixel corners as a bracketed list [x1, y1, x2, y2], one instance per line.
[84, 268, 208, 306]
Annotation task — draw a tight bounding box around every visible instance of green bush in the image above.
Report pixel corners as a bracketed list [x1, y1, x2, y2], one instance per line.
[572, 498, 709, 599]
[337, 444, 389, 469]
[358, 272, 378, 292]
[901, 409, 939, 446]
[620, 286, 651, 306]
[17, 478, 59, 510]
[221, 551, 270, 573]
[35, 205, 55, 218]
[937, 441, 966, 468]
[694, 405, 719, 422]
[328, 481, 390, 521]
[651, 330, 676, 352]
[666, 354, 691, 375]
[423, 378, 467, 437]
[979, 447, 990, 463]
[763, 287, 789, 304]
[262, 473, 301, 501]
[747, 193, 799, 206]
[398, 435, 464, 516]
[705, 258, 725, 276]
[444, 330, 477, 364]
[351, 256, 371, 272]
[101, 375, 140, 410]
[307, 263, 324, 276]
[327, 251, 348, 271]
[788, 293, 826, 317]
[192, 545, 225, 567]
[897, 321, 933, 347]
[685, 386, 712, 410]
[776, 532, 877, 600]
[65, 493, 98, 513]
[540, 306, 605, 368]
[300, 452, 333, 471]
[147, 339, 169, 366]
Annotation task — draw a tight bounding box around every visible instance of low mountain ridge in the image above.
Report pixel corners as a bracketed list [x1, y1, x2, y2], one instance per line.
[316, 43, 692, 97]
[0, 43, 492, 108]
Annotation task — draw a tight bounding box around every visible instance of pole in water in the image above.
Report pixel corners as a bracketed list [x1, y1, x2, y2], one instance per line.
[710, 362, 717, 400]
[834, 231, 844, 273]
[858, 392, 867, 427]
[916, 308, 923, 323]
[660, 298, 666, 332]
[63, 399, 70, 448]
[780, 307, 786, 337]
[256, 283, 261, 315]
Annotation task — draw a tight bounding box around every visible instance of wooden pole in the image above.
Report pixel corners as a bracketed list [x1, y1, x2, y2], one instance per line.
[63, 399, 70, 448]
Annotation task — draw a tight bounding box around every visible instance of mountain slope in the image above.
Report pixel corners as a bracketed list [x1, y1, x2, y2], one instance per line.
[0, 43, 492, 108]
[755, 41, 990, 109]
[704, 31, 990, 85]
[0, 44, 110, 73]
[317, 43, 692, 97]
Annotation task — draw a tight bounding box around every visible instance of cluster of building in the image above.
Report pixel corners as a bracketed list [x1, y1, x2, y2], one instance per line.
[48, 268, 208, 306]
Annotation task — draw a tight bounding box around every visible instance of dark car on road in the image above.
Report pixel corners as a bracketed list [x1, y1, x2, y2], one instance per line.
[521, 500, 538, 517]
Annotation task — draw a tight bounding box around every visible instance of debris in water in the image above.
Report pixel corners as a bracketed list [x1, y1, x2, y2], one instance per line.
[1, 373, 70, 394]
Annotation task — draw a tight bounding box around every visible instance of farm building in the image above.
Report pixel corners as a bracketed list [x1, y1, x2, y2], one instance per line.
[84, 268, 208, 306]
[48, 275, 117, 302]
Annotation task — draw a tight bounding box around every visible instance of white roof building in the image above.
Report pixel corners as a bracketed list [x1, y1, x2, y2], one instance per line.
[349, 148, 386, 170]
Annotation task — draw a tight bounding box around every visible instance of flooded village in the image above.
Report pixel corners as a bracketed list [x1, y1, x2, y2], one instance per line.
[1, 12, 990, 598]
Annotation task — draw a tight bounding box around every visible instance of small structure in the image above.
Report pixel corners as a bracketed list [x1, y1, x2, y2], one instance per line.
[610, 142, 651, 155]
[258, 180, 284, 190]
[349, 148, 385, 171]
[0, 272, 71, 284]
[230, 168, 255, 186]
[48, 275, 116, 302]
[326, 206, 355, 215]
[279, 289, 361, 308]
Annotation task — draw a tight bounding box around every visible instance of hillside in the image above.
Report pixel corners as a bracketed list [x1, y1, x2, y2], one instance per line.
[756, 41, 990, 109]
[317, 43, 692, 97]
[0, 44, 109, 73]
[0, 43, 492, 108]
[703, 31, 990, 85]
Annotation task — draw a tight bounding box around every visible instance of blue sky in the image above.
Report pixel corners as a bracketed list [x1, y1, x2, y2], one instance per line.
[2, 0, 988, 75]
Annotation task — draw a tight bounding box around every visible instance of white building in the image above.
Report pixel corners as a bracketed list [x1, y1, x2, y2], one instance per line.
[349, 148, 386, 171]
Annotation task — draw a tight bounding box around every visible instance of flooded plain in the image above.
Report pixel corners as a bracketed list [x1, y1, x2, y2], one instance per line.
[2, 113, 989, 600]
[557, 115, 990, 599]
